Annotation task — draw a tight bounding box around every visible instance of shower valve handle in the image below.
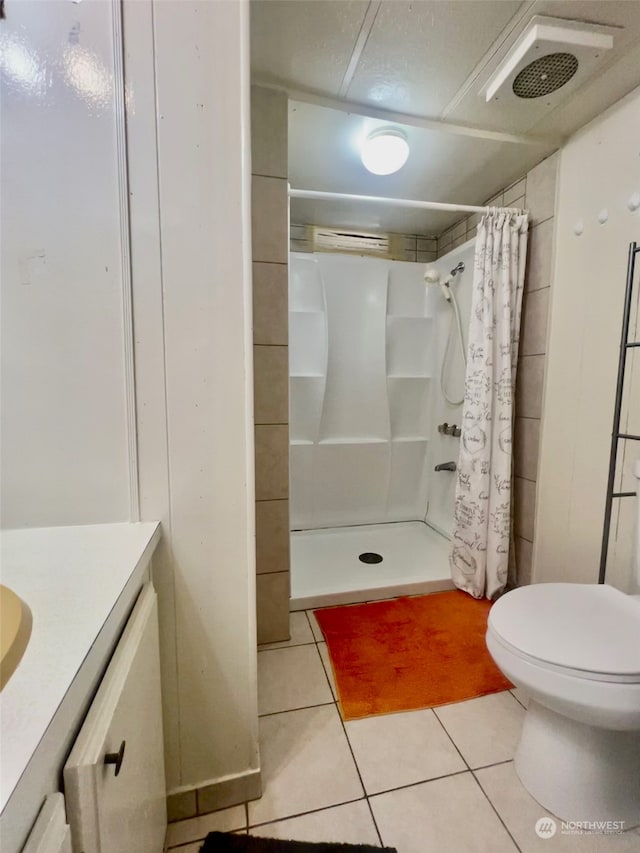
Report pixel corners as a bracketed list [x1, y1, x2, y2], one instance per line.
[438, 423, 461, 437]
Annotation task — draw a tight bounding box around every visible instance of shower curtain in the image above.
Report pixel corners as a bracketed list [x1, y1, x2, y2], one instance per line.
[450, 209, 529, 600]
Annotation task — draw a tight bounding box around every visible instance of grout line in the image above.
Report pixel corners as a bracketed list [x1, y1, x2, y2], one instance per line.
[252, 259, 288, 267]
[471, 771, 523, 853]
[258, 700, 335, 718]
[434, 692, 522, 847]
[255, 569, 290, 577]
[305, 610, 392, 847]
[368, 767, 470, 800]
[514, 474, 537, 485]
[258, 640, 316, 651]
[510, 689, 528, 710]
[470, 757, 515, 772]
[436, 705, 522, 851]
[255, 702, 336, 720]
[531, 214, 554, 228]
[307, 613, 385, 847]
[432, 708, 472, 773]
[315, 644, 385, 847]
[167, 822, 247, 850]
[247, 796, 368, 831]
[251, 171, 288, 180]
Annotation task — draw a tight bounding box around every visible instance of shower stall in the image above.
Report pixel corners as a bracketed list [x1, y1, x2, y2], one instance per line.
[289, 238, 476, 608]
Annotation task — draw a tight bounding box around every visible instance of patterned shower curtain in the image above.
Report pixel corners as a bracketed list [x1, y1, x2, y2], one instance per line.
[450, 209, 529, 600]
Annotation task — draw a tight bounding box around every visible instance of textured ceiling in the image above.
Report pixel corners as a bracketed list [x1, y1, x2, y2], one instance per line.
[250, 0, 640, 235]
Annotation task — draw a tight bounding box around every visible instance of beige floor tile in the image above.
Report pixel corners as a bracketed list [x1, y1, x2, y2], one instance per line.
[476, 761, 640, 852]
[250, 800, 380, 846]
[434, 691, 525, 768]
[165, 804, 245, 847]
[370, 771, 517, 853]
[317, 642, 336, 698]
[345, 709, 465, 795]
[258, 644, 333, 715]
[249, 705, 364, 826]
[258, 611, 314, 651]
[306, 609, 325, 642]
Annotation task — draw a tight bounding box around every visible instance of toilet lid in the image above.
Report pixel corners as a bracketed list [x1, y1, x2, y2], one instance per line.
[488, 584, 640, 678]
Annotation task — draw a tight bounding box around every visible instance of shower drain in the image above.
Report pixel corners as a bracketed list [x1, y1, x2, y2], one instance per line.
[359, 552, 383, 564]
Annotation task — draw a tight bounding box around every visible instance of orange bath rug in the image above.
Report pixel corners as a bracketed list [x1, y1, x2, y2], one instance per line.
[314, 591, 512, 720]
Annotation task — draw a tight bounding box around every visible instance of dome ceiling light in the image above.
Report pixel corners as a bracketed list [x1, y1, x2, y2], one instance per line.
[360, 128, 409, 176]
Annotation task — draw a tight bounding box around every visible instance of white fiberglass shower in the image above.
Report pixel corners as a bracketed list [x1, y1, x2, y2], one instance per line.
[289, 239, 476, 608]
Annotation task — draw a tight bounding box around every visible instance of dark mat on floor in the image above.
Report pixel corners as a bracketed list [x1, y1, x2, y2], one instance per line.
[200, 831, 397, 852]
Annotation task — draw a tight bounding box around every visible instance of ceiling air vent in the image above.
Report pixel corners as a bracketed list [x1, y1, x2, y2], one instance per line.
[312, 227, 392, 257]
[483, 16, 616, 106]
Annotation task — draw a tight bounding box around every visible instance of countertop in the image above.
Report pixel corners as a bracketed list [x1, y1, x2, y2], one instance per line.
[0, 522, 161, 814]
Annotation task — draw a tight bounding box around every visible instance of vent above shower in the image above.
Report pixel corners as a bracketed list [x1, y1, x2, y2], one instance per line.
[483, 16, 616, 107]
[311, 227, 405, 259]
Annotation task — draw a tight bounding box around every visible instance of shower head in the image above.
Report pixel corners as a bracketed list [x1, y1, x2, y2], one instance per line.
[424, 266, 452, 302]
[424, 266, 441, 286]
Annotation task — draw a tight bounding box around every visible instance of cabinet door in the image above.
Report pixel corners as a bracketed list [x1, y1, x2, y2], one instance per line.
[22, 794, 72, 853]
[64, 584, 166, 853]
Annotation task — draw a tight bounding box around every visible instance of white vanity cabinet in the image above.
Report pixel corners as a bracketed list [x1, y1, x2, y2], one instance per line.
[22, 795, 72, 853]
[63, 583, 166, 853]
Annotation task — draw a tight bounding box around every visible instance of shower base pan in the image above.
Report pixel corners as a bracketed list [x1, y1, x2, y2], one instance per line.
[290, 520, 454, 610]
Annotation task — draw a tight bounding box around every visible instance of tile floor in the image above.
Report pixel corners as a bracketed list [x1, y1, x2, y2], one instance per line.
[166, 608, 640, 853]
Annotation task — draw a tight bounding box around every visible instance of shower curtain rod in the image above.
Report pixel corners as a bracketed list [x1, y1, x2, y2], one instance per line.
[289, 188, 525, 216]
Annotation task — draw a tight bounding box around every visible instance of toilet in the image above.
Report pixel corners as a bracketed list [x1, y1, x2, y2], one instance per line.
[486, 461, 640, 826]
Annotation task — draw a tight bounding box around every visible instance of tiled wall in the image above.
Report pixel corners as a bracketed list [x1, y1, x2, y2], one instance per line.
[290, 226, 437, 264]
[436, 179, 527, 258]
[434, 154, 559, 586]
[251, 86, 291, 643]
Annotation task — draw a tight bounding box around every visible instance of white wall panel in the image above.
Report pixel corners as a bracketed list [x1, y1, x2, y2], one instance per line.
[387, 440, 430, 522]
[536, 87, 640, 591]
[312, 442, 390, 527]
[0, 0, 131, 527]
[150, 0, 258, 792]
[122, 0, 180, 791]
[289, 252, 471, 530]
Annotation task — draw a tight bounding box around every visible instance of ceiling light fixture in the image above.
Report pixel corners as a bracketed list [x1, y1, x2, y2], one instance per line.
[360, 128, 409, 175]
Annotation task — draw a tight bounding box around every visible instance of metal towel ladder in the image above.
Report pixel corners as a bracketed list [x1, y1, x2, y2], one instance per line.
[599, 241, 640, 584]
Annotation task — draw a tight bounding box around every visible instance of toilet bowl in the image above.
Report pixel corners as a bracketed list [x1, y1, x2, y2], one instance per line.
[485, 460, 640, 825]
[487, 583, 640, 825]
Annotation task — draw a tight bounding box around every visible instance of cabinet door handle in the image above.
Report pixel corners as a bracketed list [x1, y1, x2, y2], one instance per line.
[104, 740, 126, 777]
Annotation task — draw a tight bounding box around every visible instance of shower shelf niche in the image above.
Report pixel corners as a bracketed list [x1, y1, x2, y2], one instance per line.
[318, 437, 388, 445]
